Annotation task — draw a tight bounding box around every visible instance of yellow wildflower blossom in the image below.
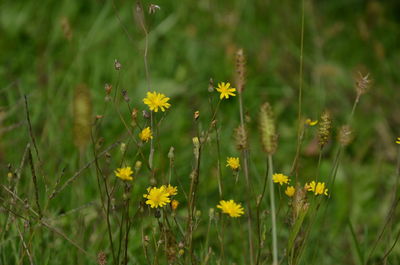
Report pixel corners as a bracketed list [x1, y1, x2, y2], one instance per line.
[143, 186, 171, 208]
[139, 127, 153, 142]
[217, 200, 244, 218]
[171, 200, 179, 211]
[115, 167, 133, 181]
[305, 119, 318, 126]
[272, 173, 290, 185]
[216, 82, 236, 99]
[285, 186, 296, 197]
[143, 91, 171, 112]
[305, 181, 328, 196]
[396, 137, 400, 144]
[226, 157, 240, 170]
[163, 184, 178, 196]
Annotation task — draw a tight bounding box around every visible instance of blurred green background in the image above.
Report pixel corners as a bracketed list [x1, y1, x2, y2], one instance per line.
[1, 0, 400, 264]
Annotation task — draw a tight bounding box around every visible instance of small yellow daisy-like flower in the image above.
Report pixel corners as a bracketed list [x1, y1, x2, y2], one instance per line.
[216, 82, 236, 99]
[143, 186, 171, 208]
[285, 186, 296, 197]
[396, 137, 400, 144]
[139, 127, 153, 142]
[115, 167, 133, 181]
[143, 91, 171, 112]
[226, 157, 240, 170]
[305, 119, 318, 126]
[162, 184, 178, 196]
[171, 200, 179, 211]
[272, 173, 290, 185]
[305, 181, 328, 196]
[217, 200, 244, 218]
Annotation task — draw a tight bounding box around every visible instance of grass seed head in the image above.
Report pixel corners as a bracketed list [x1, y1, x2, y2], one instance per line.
[338, 125, 353, 146]
[318, 110, 332, 148]
[235, 48, 246, 93]
[259, 102, 278, 154]
[234, 125, 248, 151]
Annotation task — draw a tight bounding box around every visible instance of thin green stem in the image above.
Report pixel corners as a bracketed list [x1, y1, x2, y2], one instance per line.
[268, 155, 278, 265]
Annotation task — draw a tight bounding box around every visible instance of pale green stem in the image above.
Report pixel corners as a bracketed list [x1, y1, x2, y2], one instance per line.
[268, 155, 278, 265]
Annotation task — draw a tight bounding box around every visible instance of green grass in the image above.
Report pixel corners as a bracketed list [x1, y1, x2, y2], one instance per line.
[1, 0, 400, 264]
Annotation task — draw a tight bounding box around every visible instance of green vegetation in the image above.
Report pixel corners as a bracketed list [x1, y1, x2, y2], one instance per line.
[1, 0, 400, 264]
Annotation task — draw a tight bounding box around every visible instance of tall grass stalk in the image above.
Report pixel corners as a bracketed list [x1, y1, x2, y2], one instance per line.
[268, 155, 278, 265]
[236, 48, 255, 265]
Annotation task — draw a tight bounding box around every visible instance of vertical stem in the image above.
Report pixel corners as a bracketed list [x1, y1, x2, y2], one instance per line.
[238, 89, 254, 265]
[292, 0, 305, 177]
[268, 155, 278, 265]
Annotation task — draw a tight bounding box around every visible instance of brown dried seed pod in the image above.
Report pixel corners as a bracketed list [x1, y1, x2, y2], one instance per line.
[355, 72, 371, 96]
[234, 125, 248, 151]
[235, 49, 246, 93]
[338, 125, 353, 147]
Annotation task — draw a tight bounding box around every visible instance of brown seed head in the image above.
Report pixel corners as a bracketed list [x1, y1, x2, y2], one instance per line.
[338, 125, 353, 147]
[355, 72, 371, 96]
[235, 49, 246, 93]
[234, 125, 248, 151]
[318, 110, 331, 148]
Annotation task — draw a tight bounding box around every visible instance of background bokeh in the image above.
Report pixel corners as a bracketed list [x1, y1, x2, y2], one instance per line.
[1, 0, 400, 264]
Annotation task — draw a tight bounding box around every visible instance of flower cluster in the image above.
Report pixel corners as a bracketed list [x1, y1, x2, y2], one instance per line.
[305, 181, 328, 196]
[143, 184, 178, 208]
[272, 173, 295, 197]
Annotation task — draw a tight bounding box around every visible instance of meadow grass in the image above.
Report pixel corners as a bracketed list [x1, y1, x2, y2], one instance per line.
[1, 0, 400, 264]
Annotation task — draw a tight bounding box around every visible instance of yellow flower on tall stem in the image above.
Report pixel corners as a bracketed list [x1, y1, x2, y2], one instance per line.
[115, 167, 133, 181]
[272, 173, 290, 185]
[139, 127, 153, 142]
[217, 200, 244, 218]
[226, 157, 240, 170]
[285, 186, 296, 197]
[143, 186, 171, 208]
[143, 91, 171, 112]
[216, 82, 236, 99]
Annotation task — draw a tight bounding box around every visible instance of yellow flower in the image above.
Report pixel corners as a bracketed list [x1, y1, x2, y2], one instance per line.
[143, 91, 171, 112]
[305, 119, 318, 126]
[163, 184, 178, 196]
[226, 157, 240, 170]
[139, 127, 153, 142]
[171, 200, 179, 211]
[272, 173, 290, 185]
[143, 186, 171, 208]
[305, 181, 328, 196]
[216, 82, 236, 99]
[217, 200, 244, 218]
[285, 186, 296, 197]
[115, 167, 133, 181]
[396, 137, 400, 144]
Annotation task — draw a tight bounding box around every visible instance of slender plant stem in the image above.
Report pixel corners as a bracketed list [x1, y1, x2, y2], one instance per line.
[238, 88, 255, 265]
[268, 155, 278, 265]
